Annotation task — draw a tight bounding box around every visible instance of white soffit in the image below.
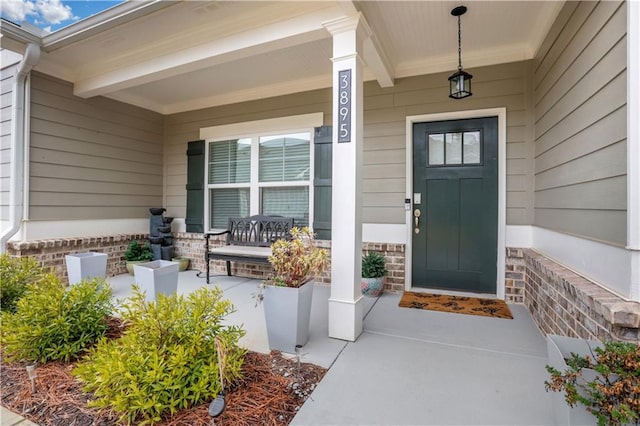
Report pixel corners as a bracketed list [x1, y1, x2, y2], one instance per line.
[15, 0, 563, 114]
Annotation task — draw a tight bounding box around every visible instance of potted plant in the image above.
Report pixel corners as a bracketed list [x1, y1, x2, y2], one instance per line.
[545, 335, 640, 426]
[124, 241, 153, 275]
[257, 227, 328, 353]
[171, 257, 190, 272]
[361, 251, 387, 297]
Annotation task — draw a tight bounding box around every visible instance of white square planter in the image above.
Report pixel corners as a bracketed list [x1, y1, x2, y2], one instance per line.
[65, 252, 108, 285]
[547, 334, 603, 426]
[262, 279, 314, 354]
[133, 260, 179, 302]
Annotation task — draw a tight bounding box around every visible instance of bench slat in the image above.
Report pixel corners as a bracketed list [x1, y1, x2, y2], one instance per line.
[199, 215, 294, 283]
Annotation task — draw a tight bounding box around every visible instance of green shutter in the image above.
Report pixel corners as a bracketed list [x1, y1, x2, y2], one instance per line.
[186, 140, 205, 233]
[313, 126, 332, 240]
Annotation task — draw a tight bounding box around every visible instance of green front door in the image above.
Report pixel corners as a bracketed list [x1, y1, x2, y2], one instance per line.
[412, 117, 498, 293]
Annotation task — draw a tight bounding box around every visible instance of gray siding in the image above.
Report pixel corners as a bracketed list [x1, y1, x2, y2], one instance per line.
[29, 72, 164, 220]
[1, 62, 18, 226]
[533, 1, 627, 245]
[166, 61, 534, 226]
[164, 89, 332, 218]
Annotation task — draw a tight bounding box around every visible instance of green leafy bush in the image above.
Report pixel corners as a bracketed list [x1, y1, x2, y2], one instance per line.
[74, 286, 246, 425]
[0, 254, 48, 313]
[546, 341, 640, 426]
[362, 252, 388, 278]
[1, 276, 113, 363]
[124, 241, 153, 261]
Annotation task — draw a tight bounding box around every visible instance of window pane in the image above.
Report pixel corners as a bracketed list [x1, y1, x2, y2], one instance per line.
[259, 133, 310, 182]
[208, 139, 251, 184]
[209, 188, 250, 229]
[261, 187, 309, 227]
[428, 134, 444, 165]
[445, 133, 462, 165]
[463, 131, 481, 164]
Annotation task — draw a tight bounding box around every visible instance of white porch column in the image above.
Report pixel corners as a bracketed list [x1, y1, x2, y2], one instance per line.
[324, 15, 367, 341]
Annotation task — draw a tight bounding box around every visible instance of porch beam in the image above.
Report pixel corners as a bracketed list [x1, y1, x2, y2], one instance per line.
[334, 1, 394, 87]
[324, 14, 366, 342]
[72, 8, 338, 98]
[361, 21, 395, 88]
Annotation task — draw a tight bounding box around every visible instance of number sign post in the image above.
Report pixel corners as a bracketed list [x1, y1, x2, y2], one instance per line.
[338, 69, 351, 143]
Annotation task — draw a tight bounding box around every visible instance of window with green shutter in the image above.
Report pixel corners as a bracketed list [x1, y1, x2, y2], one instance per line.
[188, 119, 332, 238]
[204, 131, 315, 231]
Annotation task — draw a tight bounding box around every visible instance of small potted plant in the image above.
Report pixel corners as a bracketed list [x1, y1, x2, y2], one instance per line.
[124, 241, 153, 275]
[361, 251, 387, 297]
[545, 339, 640, 426]
[258, 227, 328, 353]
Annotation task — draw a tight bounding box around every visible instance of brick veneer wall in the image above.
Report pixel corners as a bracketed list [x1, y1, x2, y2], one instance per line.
[505, 248, 526, 304]
[522, 248, 640, 343]
[6, 234, 148, 283]
[5, 233, 407, 291]
[173, 233, 406, 291]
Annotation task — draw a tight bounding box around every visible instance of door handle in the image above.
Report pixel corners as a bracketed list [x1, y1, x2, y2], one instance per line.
[414, 209, 421, 227]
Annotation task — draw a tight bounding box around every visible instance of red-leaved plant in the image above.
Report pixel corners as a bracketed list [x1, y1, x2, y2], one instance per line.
[266, 227, 328, 288]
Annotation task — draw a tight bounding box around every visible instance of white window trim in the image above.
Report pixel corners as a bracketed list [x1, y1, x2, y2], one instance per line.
[201, 113, 323, 232]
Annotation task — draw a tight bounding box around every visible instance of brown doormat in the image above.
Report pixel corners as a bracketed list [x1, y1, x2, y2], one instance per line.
[399, 291, 513, 319]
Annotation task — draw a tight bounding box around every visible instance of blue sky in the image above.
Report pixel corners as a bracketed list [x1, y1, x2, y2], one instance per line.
[1, 0, 125, 33]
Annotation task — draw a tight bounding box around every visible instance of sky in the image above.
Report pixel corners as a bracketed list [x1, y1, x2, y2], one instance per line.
[1, 0, 125, 33]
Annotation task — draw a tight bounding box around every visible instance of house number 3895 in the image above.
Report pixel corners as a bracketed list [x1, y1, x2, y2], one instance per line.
[338, 69, 351, 143]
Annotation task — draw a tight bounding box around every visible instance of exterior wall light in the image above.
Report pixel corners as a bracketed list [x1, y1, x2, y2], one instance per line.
[448, 5, 473, 99]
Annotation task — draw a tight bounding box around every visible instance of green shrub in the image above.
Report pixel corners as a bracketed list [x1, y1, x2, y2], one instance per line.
[0, 254, 48, 313]
[73, 286, 246, 425]
[124, 241, 153, 261]
[1, 276, 113, 363]
[362, 252, 388, 278]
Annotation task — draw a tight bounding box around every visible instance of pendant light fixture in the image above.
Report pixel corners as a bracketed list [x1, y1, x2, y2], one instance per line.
[448, 5, 472, 99]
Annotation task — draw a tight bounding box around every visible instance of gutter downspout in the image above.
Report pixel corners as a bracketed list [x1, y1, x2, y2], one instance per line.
[0, 43, 40, 253]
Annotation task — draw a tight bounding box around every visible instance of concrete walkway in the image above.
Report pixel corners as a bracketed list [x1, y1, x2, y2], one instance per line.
[2, 271, 553, 425]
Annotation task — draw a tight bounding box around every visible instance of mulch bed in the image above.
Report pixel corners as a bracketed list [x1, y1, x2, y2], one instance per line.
[0, 318, 326, 426]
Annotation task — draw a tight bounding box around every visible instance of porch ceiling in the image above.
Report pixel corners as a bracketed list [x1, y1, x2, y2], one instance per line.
[1, 0, 563, 115]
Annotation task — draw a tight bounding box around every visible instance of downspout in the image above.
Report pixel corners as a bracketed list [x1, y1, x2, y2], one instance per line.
[0, 43, 41, 253]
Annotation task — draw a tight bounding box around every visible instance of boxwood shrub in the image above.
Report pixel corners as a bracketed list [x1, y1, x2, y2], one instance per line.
[1, 276, 113, 362]
[0, 254, 48, 313]
[73, 286, 246, 425]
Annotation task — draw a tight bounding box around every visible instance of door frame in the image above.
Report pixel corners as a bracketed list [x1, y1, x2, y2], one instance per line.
[405, 108, 507, 299]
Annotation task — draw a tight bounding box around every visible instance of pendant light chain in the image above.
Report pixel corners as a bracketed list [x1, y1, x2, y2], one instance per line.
[457, 15, 462, 71]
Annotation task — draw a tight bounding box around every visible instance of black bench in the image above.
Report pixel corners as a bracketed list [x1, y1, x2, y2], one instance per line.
[199, 215, 294, 284]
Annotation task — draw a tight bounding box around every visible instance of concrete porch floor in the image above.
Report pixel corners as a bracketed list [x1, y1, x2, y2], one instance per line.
[111, 270, 553, 425]
[1, 270, 553, 425]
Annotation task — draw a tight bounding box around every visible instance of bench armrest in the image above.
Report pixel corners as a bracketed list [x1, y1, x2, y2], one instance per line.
[204, 230, 231, 252]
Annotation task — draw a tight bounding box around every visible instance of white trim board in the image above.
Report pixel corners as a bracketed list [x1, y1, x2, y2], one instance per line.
[628, 0, 640, 251]
[532, 226, 638, 302]
[17, 219, 149, 241]
[405, 108, 507, 299]
[199, 113, 323, 140]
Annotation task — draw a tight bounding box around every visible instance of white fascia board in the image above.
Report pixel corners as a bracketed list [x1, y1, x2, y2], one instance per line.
[42, 1, 175, 53]
[73, 8, 340, 99]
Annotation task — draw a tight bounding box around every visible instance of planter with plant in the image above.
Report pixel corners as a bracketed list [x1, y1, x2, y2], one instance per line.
[124, 241, 153, 275]
[257, 227, 328, 353]
[361, 251, 388, 297]
[545, 334, 640, 426]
